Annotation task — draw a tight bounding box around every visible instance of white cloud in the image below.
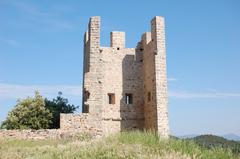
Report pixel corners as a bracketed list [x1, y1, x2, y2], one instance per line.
[1, 83, 239, 101]
[168, 78, 178, 82]
[0, 83, 82, 100]
[169, 90, 240, 99]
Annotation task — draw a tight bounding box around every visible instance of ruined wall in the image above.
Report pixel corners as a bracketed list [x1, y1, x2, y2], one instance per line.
[141, 17, 169, 137]
[81, 17, 146, 135]
[101, 32, 144, 134]
[60, 114, 102, 135]
[142, 32, 158, 130]
[0, 113, 103, 140]
[62, 16, 169, 138]
[82, 17, 103, 135]
[83, 16, 103, 116]
[0, 129, 62, 140]
[0, 129, 92, 140]
[151, 17, 169, 138]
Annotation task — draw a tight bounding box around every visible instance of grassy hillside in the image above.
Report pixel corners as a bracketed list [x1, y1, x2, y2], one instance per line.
[192, 134, 240, 154]
[0, 131, 239, 159]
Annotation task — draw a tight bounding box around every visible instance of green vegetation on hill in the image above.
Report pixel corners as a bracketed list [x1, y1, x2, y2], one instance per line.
[0, 131, 240, 159]
[192, 134, 240, 154]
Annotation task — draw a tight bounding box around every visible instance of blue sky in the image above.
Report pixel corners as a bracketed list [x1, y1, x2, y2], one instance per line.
[0, 0, 240, 136]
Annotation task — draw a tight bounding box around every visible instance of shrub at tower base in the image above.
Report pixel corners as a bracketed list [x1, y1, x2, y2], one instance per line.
[1, 91, 52, 130]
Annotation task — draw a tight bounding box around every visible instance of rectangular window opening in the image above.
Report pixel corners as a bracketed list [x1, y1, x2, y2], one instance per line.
[83, 104, 89, 113]
[108, 93, 115, 104]
[125, 93, 133, 104]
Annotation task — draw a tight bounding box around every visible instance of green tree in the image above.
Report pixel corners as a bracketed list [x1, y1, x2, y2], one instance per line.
[45, 92, 79, 129]
[1, 91, 52, 130]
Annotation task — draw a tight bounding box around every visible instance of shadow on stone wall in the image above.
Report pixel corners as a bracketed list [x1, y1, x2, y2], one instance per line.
[120, 53, 144, 131]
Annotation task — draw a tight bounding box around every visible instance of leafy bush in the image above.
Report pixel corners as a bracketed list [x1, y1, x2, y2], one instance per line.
[1, 91, 52, 130]
[45, 92, 79, 129]
[1, 91, 79, 130]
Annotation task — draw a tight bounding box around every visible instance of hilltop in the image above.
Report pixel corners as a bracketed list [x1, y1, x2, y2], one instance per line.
[192, 134, 240, 154]
[0, 131, 240, 159]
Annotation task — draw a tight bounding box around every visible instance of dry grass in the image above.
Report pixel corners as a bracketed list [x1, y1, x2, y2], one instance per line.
[0, 131, 239, 159]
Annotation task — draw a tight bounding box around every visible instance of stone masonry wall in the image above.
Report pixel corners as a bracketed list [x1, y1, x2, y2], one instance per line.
[100, 45, 144, 134]
[139, 17, 170, 138]
[83, 16, 103, 116]
[142, 32, 158, 130]
[0, 129, 87, 140]
[0, 129, 61, 140]
[0, 114, 101, 140]
[82, 17, 147, 135]
[60, 113, 102, 136]
[151, 17, 170, 138]
[82, 17, 103, 134]
[81, 16, 169, 138]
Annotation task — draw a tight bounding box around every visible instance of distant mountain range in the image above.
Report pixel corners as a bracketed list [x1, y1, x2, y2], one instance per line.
[223, 134, 240, 141]
[178, 134, 198, 139]
[178, 133, 240, 141]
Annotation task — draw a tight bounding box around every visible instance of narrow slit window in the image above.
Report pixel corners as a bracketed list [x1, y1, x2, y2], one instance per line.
[148, 92, 151, 102]
[125, 93, 133, 104]
[84, 90, 90, 102]
[108, 93, 115, 104]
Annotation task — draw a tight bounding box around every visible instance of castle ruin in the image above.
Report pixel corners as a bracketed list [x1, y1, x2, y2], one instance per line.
[61, 16, 170, 138]
[0, 16, 170, 140]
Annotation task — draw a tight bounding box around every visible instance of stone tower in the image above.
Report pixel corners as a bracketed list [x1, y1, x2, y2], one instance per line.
[81, 16, 169, 138]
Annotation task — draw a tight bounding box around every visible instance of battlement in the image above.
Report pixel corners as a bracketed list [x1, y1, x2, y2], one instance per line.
[110, 31, 125, 48]
[141, 32, 152, 45]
